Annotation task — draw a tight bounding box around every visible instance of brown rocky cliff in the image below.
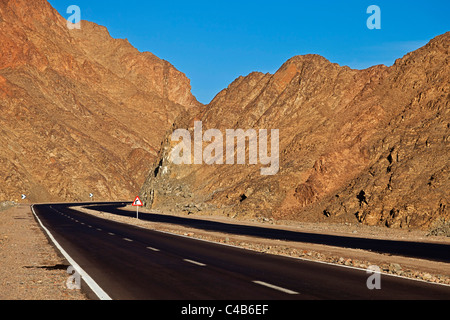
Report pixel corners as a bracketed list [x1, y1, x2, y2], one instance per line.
[140, 32, 449, 231]
[317, 32, 449, 229]
[0, 0, 200, 202]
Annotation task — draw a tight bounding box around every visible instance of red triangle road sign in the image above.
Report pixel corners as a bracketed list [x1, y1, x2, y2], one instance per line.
[132, 196, 143, 207]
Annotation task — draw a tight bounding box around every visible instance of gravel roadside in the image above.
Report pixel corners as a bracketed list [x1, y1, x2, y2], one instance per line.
[0, 205, 88, 300]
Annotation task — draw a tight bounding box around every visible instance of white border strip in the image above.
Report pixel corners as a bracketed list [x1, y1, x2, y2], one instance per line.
[31, 205, 112, 300]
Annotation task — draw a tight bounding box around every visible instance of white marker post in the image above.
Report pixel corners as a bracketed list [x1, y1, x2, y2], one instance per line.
[132, 196, 143, 219]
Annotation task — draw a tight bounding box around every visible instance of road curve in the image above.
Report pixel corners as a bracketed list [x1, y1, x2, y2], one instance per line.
[90, 203, 450, 263]
[32, 203, 450, 301]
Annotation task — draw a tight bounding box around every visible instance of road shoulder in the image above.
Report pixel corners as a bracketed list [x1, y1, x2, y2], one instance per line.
[0, 205, 88, 300]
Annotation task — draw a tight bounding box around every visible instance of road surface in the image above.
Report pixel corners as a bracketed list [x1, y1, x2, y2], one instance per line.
[89, 203, 450, 263]
[32, 203, 450, 301]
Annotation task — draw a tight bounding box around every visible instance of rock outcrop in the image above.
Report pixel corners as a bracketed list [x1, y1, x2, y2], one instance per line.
[141, 32, 449, 230]
[0, 0, 200, 202]
[1, 0, 447, 231]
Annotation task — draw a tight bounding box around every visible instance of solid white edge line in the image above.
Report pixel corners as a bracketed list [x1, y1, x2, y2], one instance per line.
[31, 205, 112, 300]
[253, 281, 299, 295]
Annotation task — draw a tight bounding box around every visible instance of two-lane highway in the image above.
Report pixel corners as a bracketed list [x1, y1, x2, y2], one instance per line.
[90, 203, 450, 263]
[32, 203, 450, 300]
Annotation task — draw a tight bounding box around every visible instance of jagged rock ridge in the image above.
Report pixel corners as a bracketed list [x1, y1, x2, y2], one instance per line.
[141, 32, 449, 230]
[0, 0, 201, 202]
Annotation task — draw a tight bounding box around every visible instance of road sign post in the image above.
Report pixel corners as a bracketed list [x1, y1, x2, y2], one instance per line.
[132, 196, 143, 219]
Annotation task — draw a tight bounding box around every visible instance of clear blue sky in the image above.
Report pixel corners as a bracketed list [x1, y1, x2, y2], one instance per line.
[48, 0, 449, 104]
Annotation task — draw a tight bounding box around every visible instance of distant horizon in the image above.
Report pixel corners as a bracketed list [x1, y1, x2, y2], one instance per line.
[49, 0, 449, 104]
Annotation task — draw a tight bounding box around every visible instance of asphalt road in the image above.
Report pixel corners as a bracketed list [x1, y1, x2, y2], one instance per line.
[90, 203, 450, 263]
[32, 203, 450, 301]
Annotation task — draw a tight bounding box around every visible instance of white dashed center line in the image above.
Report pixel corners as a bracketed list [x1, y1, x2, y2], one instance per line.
[183, 259, 206, 267]
[252, 281, 299, 295]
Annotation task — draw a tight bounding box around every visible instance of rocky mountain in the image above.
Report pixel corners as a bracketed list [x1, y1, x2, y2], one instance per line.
[0, 0, 200, 202]
[140, 32, 449, 231]
[1, 0, 447, 231]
